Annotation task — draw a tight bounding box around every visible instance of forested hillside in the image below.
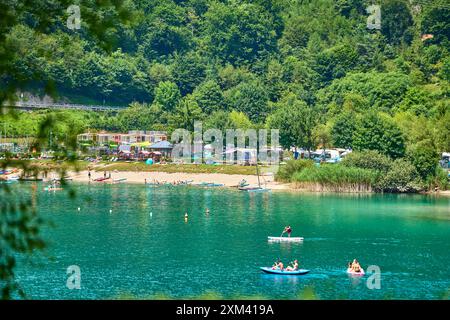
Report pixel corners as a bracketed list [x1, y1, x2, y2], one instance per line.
[1, 0, 449, 155]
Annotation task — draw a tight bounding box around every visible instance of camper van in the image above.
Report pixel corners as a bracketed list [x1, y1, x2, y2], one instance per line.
[440, 152, 450, 169]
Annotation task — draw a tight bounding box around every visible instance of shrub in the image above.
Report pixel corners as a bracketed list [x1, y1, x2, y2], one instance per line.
[275, 159, 314, 182]
[342, 150, 392, 172]
[426, 167, 449, 191]
[406, 143, 439, 180]
[376, 159, 423, 192]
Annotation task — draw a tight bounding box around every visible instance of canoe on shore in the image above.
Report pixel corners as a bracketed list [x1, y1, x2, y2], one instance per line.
[19, 177, 44, 181]
[260, 267, 310, 275]
[268, 236, 304, 242]
[113, 178, 127, 183]
[239, 186, 271, 192]
[49, 177, 73, 182]
[44, 187, 63, 191]
[196, 182, 224, 187]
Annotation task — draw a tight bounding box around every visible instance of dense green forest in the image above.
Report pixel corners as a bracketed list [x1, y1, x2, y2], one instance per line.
[1, 1, 449, 161]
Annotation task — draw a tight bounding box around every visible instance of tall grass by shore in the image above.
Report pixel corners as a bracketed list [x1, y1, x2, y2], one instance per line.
[292, 164, 379, 193]
[277, 150, 448, 193]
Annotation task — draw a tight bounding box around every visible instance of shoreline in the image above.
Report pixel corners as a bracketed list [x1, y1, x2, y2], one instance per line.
[65, 171, 450, 196]
[5, 168, 449, 196]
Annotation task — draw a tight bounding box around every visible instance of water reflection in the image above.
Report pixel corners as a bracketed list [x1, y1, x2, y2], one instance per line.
[347, 273, 365, 287]
[260, 274, 301, 285]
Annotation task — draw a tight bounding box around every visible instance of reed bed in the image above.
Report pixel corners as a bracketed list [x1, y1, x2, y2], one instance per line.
[292, 164, 378, 193]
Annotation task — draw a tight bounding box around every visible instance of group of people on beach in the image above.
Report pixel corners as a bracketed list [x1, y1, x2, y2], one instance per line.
[87, 171, 111, 181]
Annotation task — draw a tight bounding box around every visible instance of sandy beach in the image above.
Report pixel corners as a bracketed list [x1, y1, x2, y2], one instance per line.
[9, 168, 449, 194]
[69, 170, 292, 190]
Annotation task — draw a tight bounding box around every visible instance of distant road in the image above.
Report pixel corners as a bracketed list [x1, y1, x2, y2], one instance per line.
[10, 102, 125, 112]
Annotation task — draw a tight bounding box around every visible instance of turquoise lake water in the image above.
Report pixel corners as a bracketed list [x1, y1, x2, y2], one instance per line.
[10, 183, 450, 299]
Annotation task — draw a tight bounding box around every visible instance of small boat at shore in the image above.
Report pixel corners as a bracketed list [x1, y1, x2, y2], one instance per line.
[260, 267, 310, 275]
[113, 178, 127, 183]
[239, 162, 270, 192]
[239, 186, 271, 192]
[94, 177, 111, 182]
[44, 186, 63, 191]
[48, 177, 73, 182]
[196, 182, 224, 187]
[268, 236, 304, 242]
[1, 179, 16, 184]
[19, 177, 44, 181]
[0, 169, 18, 175]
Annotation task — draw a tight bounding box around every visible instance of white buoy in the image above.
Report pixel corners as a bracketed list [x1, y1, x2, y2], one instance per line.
[77, 207, 81, 211]
[150, 212, 153, 217]
[109, 209, 112, 213]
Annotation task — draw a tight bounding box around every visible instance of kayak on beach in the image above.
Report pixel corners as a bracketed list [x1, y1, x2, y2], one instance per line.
[260, 267, 310, 275]
[19, 177, 44, 181]
[196, 182, 224, 187]
[238, 186, 270, 192]
[44, 187, 63, 191]
[268, 236, 304, 242]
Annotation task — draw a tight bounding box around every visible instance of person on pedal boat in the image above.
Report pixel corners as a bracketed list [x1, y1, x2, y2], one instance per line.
[351, 259, 363, 273]
[272, 259, 284, 270]
[285, 260, 299, 271]
[272, 259, 280, 269]
[281, 225, 292, 237]
[347, 262, 352, 271]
